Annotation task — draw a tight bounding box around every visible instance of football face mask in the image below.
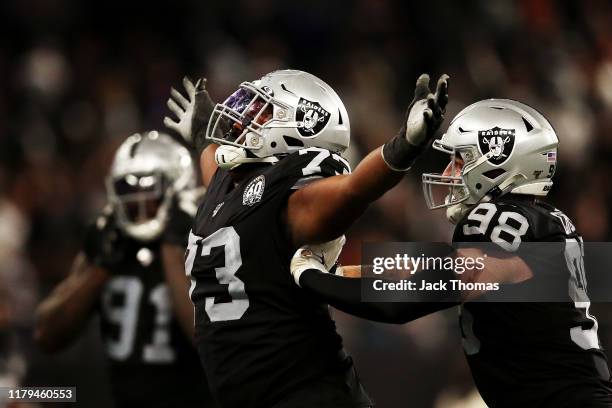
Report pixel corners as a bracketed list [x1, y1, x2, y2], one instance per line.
[422, 140, 475, 209]
[207, 84, 280, 151]
[107, 172, 167, 226]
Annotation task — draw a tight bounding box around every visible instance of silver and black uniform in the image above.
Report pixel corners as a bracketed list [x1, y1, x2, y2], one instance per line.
[453, 195, 612, 407]
[187, 148, 372, 408]
[85, 201, 213, 408]
[294, 195, 612, 407]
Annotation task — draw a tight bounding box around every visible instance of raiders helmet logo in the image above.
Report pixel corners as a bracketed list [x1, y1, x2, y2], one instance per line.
[296, 97, 331, 137]
[477, 127, 515, 165]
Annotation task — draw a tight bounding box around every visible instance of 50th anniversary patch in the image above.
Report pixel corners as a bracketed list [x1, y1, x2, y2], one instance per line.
[243, 175, 265, 206]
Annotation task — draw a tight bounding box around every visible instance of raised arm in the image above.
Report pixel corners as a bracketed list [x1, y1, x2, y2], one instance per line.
[164, 77, 219, 187]
[286, 74, 449, 245]
[34, 253, 109, 352]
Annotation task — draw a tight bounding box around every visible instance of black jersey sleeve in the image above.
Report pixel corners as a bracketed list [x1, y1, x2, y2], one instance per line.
[277, 147, 351, 190]
[299, 269, 458, 324]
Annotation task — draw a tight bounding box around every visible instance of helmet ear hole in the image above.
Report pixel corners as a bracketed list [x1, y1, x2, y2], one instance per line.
[482, 168, 506, 180]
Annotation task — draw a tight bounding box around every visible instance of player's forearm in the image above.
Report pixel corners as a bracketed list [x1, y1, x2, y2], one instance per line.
[34, 254, 108, 352]
[346, 147, 406, 202]
[161, 244, 195, 341]
[454, 248, 533, 301]
[299, 269, 456, 324]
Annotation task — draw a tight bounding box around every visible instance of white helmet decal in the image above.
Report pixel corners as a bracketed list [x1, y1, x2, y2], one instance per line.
[477, 127, 516, 165]
[296, 97, 331, 136]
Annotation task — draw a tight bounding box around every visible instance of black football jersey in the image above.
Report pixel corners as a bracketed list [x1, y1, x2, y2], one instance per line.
[188, 148, 371, 408]
[93, 197, 212, 408]
[453, 195, 612, 407]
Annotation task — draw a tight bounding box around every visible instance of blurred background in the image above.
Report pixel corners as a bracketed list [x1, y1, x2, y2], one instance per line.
[1, 0, 612, 407]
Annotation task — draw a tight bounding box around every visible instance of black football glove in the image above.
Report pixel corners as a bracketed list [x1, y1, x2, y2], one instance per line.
[83, 216, 129, 271]
[382, 73, 449, 171]
[164, 76, 218, 155]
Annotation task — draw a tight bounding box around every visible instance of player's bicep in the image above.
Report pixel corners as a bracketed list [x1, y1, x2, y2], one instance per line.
[286, 174, 365, 246]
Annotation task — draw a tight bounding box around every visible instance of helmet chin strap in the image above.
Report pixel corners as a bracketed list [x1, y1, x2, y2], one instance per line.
[215, 145, 278, 170]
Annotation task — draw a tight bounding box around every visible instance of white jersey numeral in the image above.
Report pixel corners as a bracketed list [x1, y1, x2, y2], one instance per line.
[102, 277, 175, 362]
[491, 211, 529, 251]
[565, 237, 600, 350]
[463, 203, 497, 236]
[463, 203, 529, 251]
[299, 147, 330, 176]
[299, 147, 350, 177]
[186, 227, 249, 322]
[102, 277, 141, 360]
[143, 285, 176, 362]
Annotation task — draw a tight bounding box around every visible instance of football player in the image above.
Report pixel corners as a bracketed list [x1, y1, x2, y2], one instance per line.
[34, 131, 214, 408]
[289, 99, 612, 407]
[163, 70, 449, 407]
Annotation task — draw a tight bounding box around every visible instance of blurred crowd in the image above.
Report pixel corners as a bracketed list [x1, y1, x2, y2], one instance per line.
[1, 0, 612, 407]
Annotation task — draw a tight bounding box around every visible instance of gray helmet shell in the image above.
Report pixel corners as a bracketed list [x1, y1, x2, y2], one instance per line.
[423, 99, 559, 222]
[107, 131, 195, 241]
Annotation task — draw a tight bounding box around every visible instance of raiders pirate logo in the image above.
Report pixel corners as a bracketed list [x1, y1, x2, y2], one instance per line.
[296, 97, 331, 137]
[243, 175, 265, 206]
[477, 127, 515, 165]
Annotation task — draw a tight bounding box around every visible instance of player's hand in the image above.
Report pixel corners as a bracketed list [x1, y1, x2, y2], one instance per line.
[382, 73, 449, 171]
[83, 216, 128, 272]
[402, 73, 449, 146]
[290, 235, 346, 286]
[164, 76, 216, 145]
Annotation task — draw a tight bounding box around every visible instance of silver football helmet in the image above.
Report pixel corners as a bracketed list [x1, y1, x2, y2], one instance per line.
[206, 69, 350, 170]
[422, 99, 559, 223]
[106, 131, 195, 241]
